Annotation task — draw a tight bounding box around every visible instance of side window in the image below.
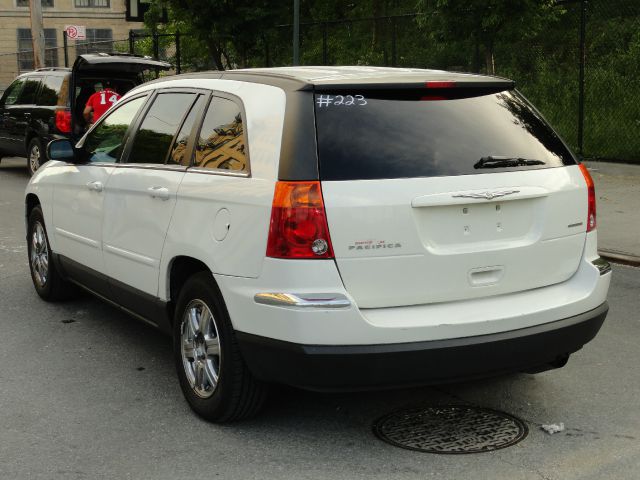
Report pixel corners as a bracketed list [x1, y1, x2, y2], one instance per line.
[82, 96, 146, 163]
[194, 96, 248, 172]
[167, 96, 205, 166]
[37, 75, 64, 107]
[125, 92, 197, 164]
[1, 79, 25, 106]
[16, 76, 42, 105]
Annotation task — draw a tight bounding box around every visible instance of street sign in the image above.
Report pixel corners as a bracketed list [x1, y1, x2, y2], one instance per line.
[64, 25, 86, 40]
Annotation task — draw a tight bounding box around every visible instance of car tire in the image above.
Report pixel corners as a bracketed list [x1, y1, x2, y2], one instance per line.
[27, 137, 44, 176]
[27, 205, 74, 301]
[173, 272, 267, 422]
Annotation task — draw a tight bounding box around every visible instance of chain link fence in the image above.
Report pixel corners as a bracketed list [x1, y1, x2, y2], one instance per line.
[582, 1, 639, 161]
[275, 0, 639, 162]
[498, 0, 640, 162]
[0, 38, 131, 77]
[2, 0, 637, 161]
[0, 32, 186, 92]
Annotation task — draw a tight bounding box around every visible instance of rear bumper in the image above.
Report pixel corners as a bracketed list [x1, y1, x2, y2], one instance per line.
[218, 243, 610, 346]
[237, 302, 608, 391]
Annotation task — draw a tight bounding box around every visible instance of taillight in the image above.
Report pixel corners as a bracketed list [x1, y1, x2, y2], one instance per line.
[266, 181, 334, 259]
[55, 108, 71, 133]
[579, 163, 596, 232]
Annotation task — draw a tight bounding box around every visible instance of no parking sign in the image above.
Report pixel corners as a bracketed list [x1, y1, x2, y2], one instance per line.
[64, 25, 86, 40]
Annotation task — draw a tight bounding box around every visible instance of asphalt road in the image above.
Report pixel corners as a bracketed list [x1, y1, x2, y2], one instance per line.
[1, 157, 639, 480]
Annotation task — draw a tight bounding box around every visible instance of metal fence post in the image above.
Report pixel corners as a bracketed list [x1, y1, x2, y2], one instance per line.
[152, 32, 159, 60]
[391, 16, 397, 67]
[63, 30, 69, 67]
[293, 0, 300, 65]
[152, 32, 160, 78]
[175, 31, 181, 74]
[578, 0, 587, 157]
[264, 34, 270, 67]
[322, 22, 328, 64]
[129, 30, 135, 54]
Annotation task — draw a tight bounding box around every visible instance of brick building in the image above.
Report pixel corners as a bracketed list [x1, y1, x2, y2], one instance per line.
[0, 0, 144, 90]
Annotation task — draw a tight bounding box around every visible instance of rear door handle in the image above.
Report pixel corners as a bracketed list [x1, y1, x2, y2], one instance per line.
[147, 186, 170, 200]
[86, 181, 103, 192]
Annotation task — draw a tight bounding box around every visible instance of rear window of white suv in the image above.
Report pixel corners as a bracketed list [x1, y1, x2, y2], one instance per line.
[314, 88, 576, 181]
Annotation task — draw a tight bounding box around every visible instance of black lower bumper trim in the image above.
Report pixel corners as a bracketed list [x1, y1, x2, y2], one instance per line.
[236, 302, 609, 391]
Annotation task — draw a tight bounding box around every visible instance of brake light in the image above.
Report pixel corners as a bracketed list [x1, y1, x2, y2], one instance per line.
[579, 163, 596, 232]
[425, 81, 456, 88]
[266, 181, 334, 259]
[55, 108, 71, 133]
[422, 81, 455, 100]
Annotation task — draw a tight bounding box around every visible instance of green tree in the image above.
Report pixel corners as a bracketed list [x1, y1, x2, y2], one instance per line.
[148, 0, 288, 70]
[416, 0, 561, 74]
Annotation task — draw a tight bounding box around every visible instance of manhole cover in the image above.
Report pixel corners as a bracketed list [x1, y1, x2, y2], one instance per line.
[373, 405, 528, 454]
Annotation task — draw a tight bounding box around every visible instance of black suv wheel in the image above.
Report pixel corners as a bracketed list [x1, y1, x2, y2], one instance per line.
[27, 138, 44, 176]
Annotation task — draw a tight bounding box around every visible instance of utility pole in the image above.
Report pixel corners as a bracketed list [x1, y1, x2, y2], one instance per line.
[293, 0, 299, 66]
[29, 0, 45, 70]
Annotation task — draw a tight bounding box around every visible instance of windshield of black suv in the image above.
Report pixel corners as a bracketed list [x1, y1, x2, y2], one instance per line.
[314, 89, 576, 181]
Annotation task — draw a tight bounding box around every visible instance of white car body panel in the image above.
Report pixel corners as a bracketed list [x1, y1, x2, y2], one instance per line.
[157, 80, 286, 299]
[322, 166, 588, 308]
[219, 232, 608, 345]
[161, 174, 274, 291]
[50, 164, 114, 274]
[102, 167, 185, 296]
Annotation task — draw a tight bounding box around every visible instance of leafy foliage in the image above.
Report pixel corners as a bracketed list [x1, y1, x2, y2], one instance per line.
[415, 0, 560, 73]
[143, 0, 640, 161]
[148, 0, 287, 69]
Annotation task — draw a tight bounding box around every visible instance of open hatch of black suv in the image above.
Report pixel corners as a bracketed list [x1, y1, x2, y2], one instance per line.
[0, 53, 171, 175]
[69, 53, 171, 135]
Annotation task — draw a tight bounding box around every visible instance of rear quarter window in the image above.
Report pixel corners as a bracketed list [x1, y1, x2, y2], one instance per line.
[16, 76, 43, 105]
[314, 89, 576, 181]
[38, 75, 65, 106]
[193, 96, 248, 173]
[1, 79, 25, 105]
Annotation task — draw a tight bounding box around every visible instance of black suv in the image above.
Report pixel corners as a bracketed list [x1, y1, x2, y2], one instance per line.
[0, 53, 170, 175]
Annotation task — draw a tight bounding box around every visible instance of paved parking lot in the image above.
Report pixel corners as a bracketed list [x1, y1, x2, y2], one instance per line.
[1, 158, 639, 480]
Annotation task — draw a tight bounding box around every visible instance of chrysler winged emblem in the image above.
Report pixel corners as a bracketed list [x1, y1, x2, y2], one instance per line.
[452, 189, 520, 200]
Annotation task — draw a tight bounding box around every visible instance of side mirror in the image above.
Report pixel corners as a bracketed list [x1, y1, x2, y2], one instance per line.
[47, 139, 76, 162]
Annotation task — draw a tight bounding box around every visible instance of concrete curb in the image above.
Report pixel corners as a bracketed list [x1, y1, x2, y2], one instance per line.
[599, 249, 640, 268]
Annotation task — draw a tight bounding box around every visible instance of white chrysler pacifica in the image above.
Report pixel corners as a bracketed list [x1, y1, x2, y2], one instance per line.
[25, 67, 611, 422]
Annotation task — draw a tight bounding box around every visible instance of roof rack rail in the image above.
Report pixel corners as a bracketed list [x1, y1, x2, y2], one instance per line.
[34, 67, 70, 72]
[91, 52, 154, 60]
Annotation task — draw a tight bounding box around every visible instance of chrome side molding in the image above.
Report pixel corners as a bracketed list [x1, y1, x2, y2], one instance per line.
[592, 257, 612, 275]
[254, 292, 351, 309]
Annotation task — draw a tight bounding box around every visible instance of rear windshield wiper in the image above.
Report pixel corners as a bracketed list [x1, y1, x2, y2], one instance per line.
[474, 156, 546, 169]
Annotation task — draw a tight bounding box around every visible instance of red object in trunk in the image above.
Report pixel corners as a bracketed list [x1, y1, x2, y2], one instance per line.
[55, 108, 72, 133]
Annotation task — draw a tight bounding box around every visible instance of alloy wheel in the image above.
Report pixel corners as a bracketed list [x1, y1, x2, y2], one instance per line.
[180, 299, 222, 398]
[29, 144, 40, 174]
[30, 222, 49, 288]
